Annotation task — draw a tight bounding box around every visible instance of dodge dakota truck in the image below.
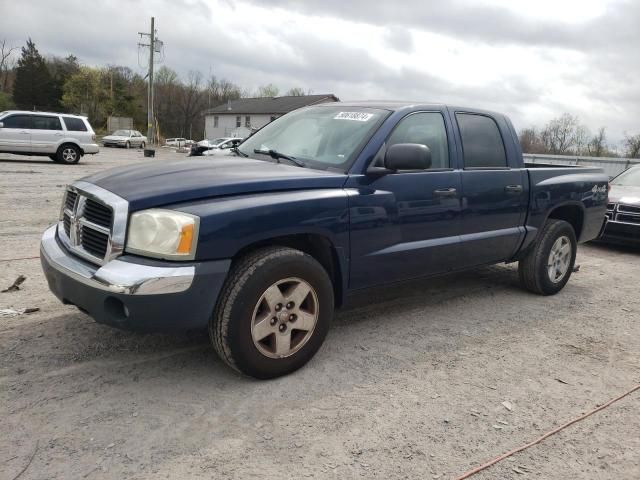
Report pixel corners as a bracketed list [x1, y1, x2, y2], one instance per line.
[40, 102, 609, 378]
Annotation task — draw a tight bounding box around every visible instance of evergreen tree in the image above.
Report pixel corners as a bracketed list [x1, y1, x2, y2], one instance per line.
[12, 38, 55, 110]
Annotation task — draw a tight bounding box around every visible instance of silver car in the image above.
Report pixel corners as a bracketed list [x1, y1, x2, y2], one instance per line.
[0, 110, 99, 164]
[102, 130, 147, 149]
[602, 165, 640, 246]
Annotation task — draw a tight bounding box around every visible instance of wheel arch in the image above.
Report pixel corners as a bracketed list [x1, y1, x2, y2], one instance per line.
[57, 141, 85, 156]
[546, 202, 585, 241]
[231, 233, 346, 308]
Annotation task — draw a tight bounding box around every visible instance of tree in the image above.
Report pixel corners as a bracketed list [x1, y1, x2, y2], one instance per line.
[285, 87, 306, 96]
[255, 83, 279, 97]
[624, 133, 640, 158]
[519, 127, 545, 154]
[0, 39, 18, 93]
[12, 39, 56, 110]
[61, 66, 108, 125]
[540, 113, 580, 154]
[587, 127, 608, 157]
[48, 54, 80, 110]
[0, 90, 14, 110]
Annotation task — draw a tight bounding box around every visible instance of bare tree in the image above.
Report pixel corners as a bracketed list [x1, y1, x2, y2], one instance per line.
[255, 83, 279, 97]
[519, 127, 545, 154]
[540, 113, 580, 154]
[0, 39, 19, 92]
[285, 87, 306, 96]
[587, 127, 608, 157]
[624, 133, 640, 158]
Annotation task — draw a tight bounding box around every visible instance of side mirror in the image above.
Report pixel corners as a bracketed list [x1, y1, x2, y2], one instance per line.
[384, 143, 431, 171]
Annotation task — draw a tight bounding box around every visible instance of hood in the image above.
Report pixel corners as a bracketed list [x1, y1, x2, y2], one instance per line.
[82, 156, 347, 210]
[609, 184, 640, 205]
[103, 135, 128, 141]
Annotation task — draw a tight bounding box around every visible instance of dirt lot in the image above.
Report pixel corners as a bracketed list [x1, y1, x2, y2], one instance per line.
[0, 148, 638, 480]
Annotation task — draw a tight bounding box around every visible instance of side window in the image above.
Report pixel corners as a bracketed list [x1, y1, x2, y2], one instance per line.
[32, 116, 62, 130]
[62, 117, 88, 132]
[386, 112, 449, 169]
[456, 113, 507, 168]
[2, 115, 32, 129]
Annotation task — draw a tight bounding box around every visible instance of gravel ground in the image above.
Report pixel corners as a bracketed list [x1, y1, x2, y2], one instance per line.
[0, 149, 638, 480]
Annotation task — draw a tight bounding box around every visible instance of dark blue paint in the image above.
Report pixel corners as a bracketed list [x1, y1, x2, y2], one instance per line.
[86, 102, 609, 303]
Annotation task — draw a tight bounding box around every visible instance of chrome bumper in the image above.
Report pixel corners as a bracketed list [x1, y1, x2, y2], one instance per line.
[40, 225, 195, 295]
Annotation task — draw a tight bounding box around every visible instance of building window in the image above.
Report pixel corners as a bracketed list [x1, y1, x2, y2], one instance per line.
[236, 116, 241, 128]
[245, 116, 251, 128]
[213, 116, 218, 128]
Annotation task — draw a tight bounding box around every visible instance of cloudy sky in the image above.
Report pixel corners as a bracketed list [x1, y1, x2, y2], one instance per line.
[1, 0, 638, 145]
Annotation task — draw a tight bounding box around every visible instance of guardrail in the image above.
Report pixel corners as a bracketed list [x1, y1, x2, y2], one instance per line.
[524, 153, 640, 178]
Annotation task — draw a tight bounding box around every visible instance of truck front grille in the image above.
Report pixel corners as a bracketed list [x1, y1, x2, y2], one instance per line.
[59, 185, 127, 265]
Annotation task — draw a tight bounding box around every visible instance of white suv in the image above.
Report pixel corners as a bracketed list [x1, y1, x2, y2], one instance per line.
[0, 111, 99, 164]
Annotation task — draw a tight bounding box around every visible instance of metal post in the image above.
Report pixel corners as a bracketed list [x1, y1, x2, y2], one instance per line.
[147, 17, 155, 145]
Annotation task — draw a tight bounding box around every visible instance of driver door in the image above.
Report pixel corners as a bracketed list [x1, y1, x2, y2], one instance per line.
[347, 111, 462, 289]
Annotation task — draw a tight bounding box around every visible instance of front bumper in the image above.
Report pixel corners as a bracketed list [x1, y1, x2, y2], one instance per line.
[40, 225, 231, 331]
[599, 220, 640, 246]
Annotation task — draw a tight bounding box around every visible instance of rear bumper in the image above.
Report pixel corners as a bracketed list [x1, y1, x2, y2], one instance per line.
[82, 143, 100, 154]
[40, 225, 231, 331]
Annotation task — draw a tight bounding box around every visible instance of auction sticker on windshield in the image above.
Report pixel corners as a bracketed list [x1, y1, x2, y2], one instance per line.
[334, 112, 375, 122]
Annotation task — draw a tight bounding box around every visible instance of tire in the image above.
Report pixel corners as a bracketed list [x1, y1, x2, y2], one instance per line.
[125, 141, 131, 149]
[518, 219, 577, 295]
[56, 144, 81, 164]
[140, 141, 146, 149]
[210, 246, 334, 379]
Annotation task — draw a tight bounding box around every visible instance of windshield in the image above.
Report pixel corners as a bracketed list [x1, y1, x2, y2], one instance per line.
[612, 166, 640, 186]
[238, 105, 389, 171]
[113, 130, 130, 136]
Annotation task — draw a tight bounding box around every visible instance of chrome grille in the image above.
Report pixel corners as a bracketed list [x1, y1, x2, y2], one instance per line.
[58, 182, 128, 265]
[618, 204, 640, 215]
[609, 202, 640, 226]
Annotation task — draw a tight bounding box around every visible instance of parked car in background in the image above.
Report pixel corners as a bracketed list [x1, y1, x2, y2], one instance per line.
[102, 130, 147, 149]
[601, 165, 640, 245]
[0, 110, 98, 164]
[165, 138, 194, 148]
[190, 137, 243, 156]
[40, 102, 608, 379]
[202, 137, 243, 156]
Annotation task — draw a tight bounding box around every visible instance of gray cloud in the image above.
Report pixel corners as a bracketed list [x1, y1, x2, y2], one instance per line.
[0, 0, 638, 145]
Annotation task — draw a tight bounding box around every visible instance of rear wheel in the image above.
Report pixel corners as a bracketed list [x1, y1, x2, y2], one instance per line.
[125, 141, 131, 149]
[140, 141, 146, 149]
[518, 219, 577, 295]
[210, 247, 334, 379]
[56, 144, 81, 164]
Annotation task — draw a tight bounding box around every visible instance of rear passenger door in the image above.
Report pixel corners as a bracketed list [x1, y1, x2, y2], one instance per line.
[31, 115, 64, 153]
[453, 111, 527, 266]
[0, 114, 32, 152]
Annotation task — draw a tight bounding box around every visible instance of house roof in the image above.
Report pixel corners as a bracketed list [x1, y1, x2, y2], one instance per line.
[204, 94, 339, 115]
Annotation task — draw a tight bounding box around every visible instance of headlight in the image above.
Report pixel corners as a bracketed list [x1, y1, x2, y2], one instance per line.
[126, 209, 199, 260]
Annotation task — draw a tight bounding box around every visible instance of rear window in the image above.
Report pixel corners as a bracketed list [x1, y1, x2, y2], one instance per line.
[62, 117, 88, 132]
[32, 115, 62, 130]
[456, 113, 507, 168]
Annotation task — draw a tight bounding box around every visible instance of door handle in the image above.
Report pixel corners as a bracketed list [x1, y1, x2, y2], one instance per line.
[505, 185, 523, 193]
[433, 188, 458, 197]
[55, 133, 63, 136]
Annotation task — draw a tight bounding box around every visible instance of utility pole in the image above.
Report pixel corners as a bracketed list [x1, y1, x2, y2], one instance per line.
[139, 17, 157, 145]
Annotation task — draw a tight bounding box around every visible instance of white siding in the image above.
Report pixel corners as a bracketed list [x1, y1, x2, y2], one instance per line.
[204, 113, 279, 140]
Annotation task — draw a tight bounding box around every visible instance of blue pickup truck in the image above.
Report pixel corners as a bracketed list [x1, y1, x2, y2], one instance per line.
[41, 102, 608, 378]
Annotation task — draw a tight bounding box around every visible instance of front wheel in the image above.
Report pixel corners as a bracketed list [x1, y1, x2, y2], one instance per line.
[518, 219, 577, 295]
[140, 141, 146, 149]
[210, 247, 334, 379]
[125, 141, 131, 149]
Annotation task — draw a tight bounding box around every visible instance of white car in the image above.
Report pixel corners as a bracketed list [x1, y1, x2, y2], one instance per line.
[102, 130, 147, 149]
[202, 137, 244, 156]
[165, 138, 193, 147]
[0, 110, 99, 164]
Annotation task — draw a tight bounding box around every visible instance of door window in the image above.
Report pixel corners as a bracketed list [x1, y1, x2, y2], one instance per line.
[456, 113, 507, 168]
[2, 115, 32, 129]
[32, 116, 62, 130]
[386, 112, 449, 169]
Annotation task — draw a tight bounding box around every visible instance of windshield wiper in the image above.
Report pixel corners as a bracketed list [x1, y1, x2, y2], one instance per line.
[253, 149, 305, 167]
[231, 146, 248, 157]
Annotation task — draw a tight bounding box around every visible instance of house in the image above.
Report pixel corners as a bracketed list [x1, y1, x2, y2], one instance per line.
[203, 94, 339, 140]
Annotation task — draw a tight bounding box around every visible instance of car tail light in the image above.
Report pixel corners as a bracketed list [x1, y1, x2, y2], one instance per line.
[92, 134, 96, 141]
